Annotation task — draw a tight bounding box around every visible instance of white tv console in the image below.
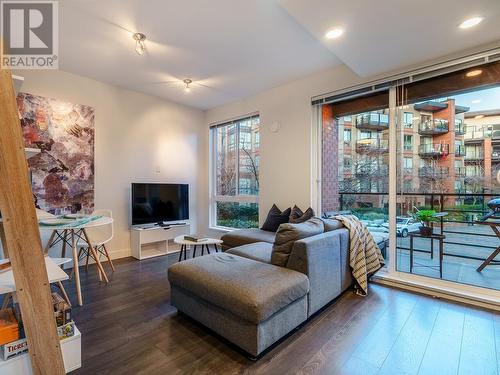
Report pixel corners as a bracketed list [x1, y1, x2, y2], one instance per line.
[131, 223, 190, 260]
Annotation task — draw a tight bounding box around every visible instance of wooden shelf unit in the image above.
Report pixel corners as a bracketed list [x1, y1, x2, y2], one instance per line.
[0, 257, 81, 373]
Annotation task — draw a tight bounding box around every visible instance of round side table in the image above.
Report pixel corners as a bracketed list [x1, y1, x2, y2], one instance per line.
[174, 236, 223, 262]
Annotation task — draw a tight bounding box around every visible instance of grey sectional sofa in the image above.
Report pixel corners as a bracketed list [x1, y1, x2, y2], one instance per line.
[168, 222, 353, 357]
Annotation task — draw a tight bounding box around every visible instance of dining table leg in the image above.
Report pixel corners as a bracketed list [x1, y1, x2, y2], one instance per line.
[82, 228, 109, 283]
[71, 230, 83, 306]
[43, 230, 57, 255]
[61, 229, 68, 258]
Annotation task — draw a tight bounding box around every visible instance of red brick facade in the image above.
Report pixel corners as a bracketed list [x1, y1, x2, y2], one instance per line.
[321, 105, 339, 213]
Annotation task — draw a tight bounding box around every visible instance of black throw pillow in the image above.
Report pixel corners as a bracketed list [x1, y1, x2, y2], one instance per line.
[261, 204, 291, 232]
[289, 205, 315, 224]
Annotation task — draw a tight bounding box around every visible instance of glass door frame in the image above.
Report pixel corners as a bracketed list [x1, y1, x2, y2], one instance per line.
[312, 85, 500, 308]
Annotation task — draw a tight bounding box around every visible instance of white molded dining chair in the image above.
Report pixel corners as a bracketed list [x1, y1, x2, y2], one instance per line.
[76, 208, 115, 274]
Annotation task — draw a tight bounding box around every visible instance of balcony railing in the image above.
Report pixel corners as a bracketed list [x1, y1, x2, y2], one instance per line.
[465, 126, 491, 142]
[339, 190, 500, 290]
[418, 143, 449, 158]
[455, 119, 466, 135]
[354, 113, 389, 131]
[464, 169, 485, 179]
[455, 167, 466, 176]
[355, 164, 389, 176]
[464, 149, 484, 160]
[492, 151, 500, 160]
[418, 166, 449, 178]
[418, 118, 449, 135]
[356, 138, 389, 154]
[455, 145, 465, 157]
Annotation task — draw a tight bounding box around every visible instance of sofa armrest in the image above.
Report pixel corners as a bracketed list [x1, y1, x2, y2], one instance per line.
[286, 229, 351, 316]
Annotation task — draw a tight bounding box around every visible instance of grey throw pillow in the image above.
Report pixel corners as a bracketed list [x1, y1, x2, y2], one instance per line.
[271, 218, 324, 267]
[289, 205, 315, 224]
[322, 218, 344, 232]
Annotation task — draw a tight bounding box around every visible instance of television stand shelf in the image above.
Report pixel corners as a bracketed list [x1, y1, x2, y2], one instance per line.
[131, 223, 190, 260]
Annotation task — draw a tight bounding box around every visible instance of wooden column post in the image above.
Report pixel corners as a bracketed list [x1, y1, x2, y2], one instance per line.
[0, 69, 66, 374]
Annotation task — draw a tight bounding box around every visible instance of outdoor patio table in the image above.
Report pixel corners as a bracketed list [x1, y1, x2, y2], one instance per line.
[474, 220, 500, 272]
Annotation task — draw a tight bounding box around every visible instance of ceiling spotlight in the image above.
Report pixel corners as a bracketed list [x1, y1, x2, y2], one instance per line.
[459, 17, 483, 29]
[472, 99, 481, 104]
[466, 69, 483, 77]
[133, 33, 146, 55]
[475, 115, 485, 119]
[183, 79, 192, 93]
[325, 27, 344, 39]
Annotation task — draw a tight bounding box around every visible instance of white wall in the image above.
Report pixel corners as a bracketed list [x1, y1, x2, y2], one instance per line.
[14, 69, 205, 258]
[203, 64, 364, 229]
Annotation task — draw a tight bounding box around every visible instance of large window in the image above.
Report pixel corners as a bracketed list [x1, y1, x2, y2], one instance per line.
[318, 59, 500, 294]
[210, 115, 260, 229]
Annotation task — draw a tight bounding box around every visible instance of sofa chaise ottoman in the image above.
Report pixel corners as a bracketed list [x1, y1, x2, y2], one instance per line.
[168, 223, 352, 357]
[168, 253, 309, 357]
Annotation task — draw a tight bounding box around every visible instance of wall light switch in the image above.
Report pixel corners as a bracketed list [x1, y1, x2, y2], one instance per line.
[155, 166, 161, 174]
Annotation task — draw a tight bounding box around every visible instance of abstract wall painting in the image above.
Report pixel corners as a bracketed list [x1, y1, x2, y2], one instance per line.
[17, 93, 95, 213]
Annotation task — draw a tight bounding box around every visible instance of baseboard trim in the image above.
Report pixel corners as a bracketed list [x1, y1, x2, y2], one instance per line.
[108, 247, 131, 260]
[373, 274, 500, 312]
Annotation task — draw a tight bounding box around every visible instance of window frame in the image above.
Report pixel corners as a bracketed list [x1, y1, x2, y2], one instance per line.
[209, 114, 260, 230]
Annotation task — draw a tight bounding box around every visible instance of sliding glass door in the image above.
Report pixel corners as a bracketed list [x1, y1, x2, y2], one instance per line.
[395, 83, 500, 291]
[318, 59, 500, 293]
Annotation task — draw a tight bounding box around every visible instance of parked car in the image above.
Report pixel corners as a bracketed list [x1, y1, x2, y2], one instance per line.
[381, 216, 421, 237]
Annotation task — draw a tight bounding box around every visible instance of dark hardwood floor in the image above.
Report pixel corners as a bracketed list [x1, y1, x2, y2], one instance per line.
[66, 254, 500, 375]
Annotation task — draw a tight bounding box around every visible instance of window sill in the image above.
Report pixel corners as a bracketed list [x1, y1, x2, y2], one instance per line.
[372, 270, 500, 312]
[208, 226, 235, 233]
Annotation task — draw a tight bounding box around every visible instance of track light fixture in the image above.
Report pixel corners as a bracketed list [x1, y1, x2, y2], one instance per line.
[133, 33, 146, 55]
[183, 79, 192, 93]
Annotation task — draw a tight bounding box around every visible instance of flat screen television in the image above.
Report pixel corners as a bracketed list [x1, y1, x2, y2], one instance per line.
[132, 183, 189, 225]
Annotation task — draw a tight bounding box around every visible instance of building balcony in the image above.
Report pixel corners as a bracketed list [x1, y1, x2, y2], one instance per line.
[464, 150, 484, 161]
[455, 167, 466, 177]
[418, 166, 449, 179]
[417, 118, 449, 135]
[455, 119, 466, 135]
[418, 143, 449, 158]
[355, 138, 389, 154]
[354, 113, 389, 131]
[455, 145, 465, 157]
[464, 170, 485, 179]
[355, 165, 389, 176]
[492, 151, 500, 161]
[402, 167, 414, 178]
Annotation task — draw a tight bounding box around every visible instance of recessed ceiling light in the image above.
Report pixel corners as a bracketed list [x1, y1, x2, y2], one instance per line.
[472, 99, 481, 104]
[466, 69, 483, 77]
[475, 115, 485, 119]
[325, 27, 344, 39]
[459, 17, 483, 29]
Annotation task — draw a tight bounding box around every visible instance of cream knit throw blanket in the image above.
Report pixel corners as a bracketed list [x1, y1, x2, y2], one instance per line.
[334, 215, 385, 295]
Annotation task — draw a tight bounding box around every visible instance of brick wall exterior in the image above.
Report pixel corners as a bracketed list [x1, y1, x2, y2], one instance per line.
[321, 105, 339, 213]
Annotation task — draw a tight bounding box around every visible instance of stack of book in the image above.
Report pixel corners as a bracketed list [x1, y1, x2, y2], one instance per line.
[0, 307, 25, 361]
[52, 293, 75, 339]
[0, 292, 75, 361]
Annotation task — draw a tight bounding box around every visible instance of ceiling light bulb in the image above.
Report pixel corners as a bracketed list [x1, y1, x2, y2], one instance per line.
[133, 33, 146, 55]
[471, 99, 481, 104]
[466, 69, 483, 77]
[183, 79, 192, 93]
[475, 115, 485, 119]
[459, 17, 483, 29]
[325, 27, 344, 39]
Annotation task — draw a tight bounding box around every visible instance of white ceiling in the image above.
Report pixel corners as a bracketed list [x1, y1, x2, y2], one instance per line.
[59, 0, 339, 110]
[58, 0, 500, 110]
[279, 0, 500, 77]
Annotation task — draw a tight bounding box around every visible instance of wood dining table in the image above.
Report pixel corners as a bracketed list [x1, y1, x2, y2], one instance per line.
[39, 216, 113, 306]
